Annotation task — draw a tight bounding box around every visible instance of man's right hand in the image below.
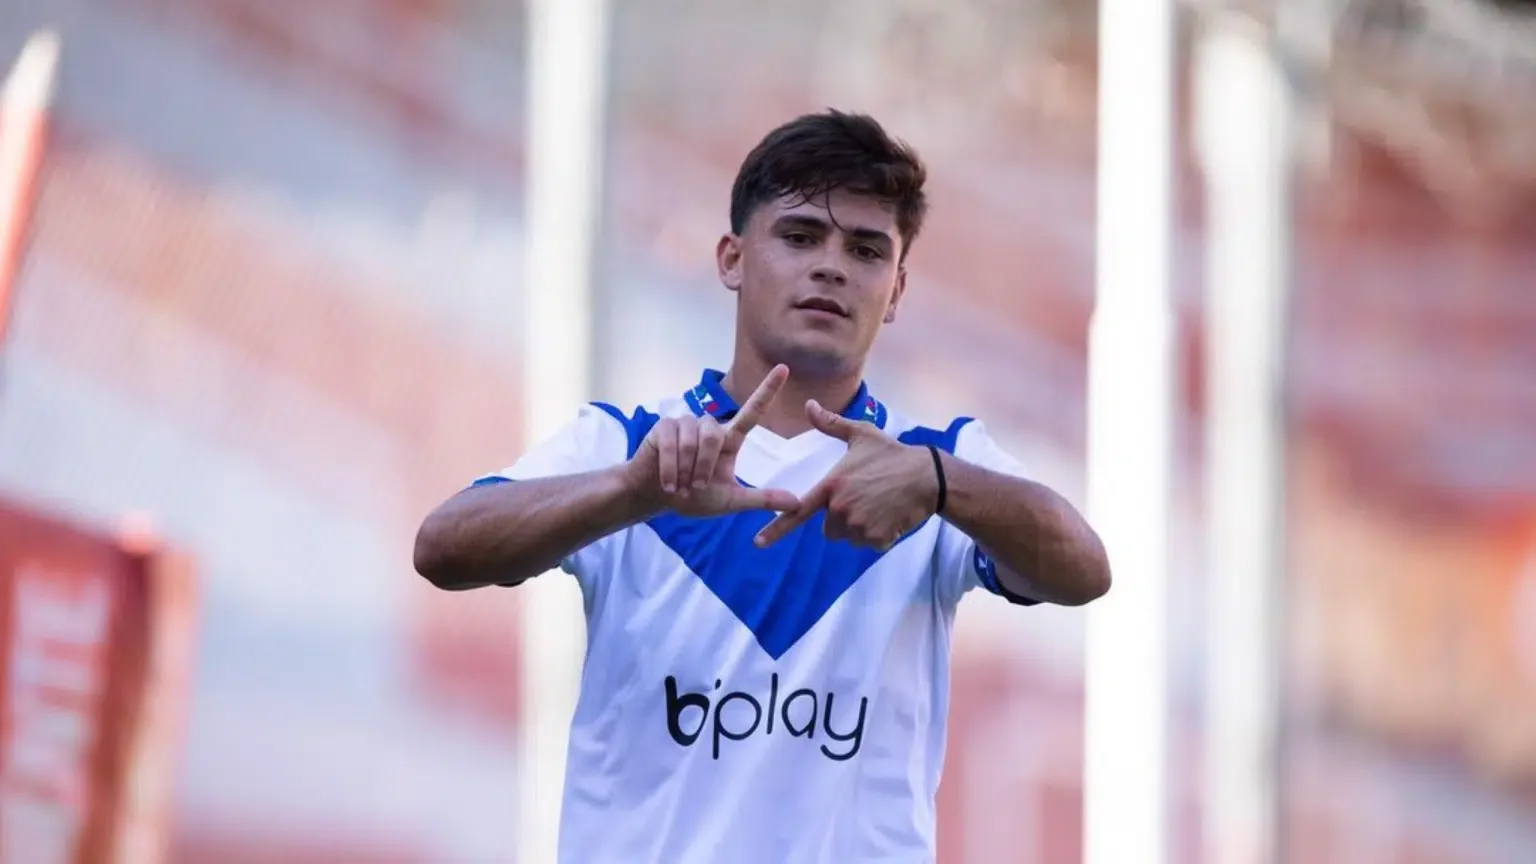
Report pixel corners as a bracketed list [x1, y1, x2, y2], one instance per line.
[624, 365, 800, 517]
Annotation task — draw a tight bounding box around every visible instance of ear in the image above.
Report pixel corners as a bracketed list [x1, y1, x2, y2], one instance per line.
[717, 234, 744, 293]
[883, 267, 908, 324]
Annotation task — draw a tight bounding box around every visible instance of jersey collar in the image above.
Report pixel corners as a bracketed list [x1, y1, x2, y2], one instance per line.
[683, 368, 888, 429]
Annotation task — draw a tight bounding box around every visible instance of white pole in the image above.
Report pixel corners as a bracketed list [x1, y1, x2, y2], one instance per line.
[1195, 12, 1294, 864]
[520, 1, 610, 863]
[0, 29, 60, 347]
[1082, 0, 1175, 862]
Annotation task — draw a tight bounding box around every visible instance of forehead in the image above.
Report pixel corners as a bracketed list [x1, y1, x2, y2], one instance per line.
[751, 188, 900, 235]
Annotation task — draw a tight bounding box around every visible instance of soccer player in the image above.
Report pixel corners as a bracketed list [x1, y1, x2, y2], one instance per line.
[414, 109, 1111, 863]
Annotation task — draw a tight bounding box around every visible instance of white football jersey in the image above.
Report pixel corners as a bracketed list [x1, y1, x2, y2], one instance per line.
[476, 369, 1037, 864]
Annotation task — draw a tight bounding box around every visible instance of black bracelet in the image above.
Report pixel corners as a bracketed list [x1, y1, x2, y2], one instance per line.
[925, 444, 947, 514]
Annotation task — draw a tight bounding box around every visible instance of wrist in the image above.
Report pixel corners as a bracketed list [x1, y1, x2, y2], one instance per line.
[906, 444, 944, 516]
[927, 445, 949, 516]
[610, 461, 667, 522]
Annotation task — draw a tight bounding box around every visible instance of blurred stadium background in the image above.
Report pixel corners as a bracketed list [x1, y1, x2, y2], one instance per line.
[0, 0, 1533, 861]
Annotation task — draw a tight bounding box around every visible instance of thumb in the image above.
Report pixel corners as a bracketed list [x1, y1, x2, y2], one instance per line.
[806, 399, 858, 442]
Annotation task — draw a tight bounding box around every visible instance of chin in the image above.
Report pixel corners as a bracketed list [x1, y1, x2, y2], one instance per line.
[769, 339, 857, 380]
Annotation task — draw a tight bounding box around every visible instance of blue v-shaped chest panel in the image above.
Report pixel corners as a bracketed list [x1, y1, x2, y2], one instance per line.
[646, 508, 886, 659]
[592, 401, 972, 660]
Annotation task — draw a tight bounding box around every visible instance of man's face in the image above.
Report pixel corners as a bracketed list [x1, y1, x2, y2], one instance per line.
[717, 188, 907, 380]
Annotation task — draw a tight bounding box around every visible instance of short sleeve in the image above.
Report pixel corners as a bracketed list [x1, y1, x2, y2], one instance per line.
[472, 403, 631, 582]
[933, 420, 1042, 609]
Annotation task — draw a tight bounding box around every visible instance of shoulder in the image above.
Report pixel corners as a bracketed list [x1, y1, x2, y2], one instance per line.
[884, 409, 1023, 473]
[584, 395, 691, 458]
[883, 410, 981, 455]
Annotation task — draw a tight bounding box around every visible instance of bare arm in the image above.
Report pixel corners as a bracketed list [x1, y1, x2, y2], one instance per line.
[938, 453, 1111, 606]
[413, 467, 658, 591]
[416, 366, 798, 592]
[752, 404, 1110, 608]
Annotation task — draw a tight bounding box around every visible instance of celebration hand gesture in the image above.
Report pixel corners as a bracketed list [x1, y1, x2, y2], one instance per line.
[753, 399, 940, 550]
[627, 365, 800, 517]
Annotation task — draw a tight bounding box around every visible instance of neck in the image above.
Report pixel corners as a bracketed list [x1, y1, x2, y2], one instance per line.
[720, 352, 863, 438]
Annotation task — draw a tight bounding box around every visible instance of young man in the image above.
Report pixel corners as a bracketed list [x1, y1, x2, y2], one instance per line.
[414, 110, 1110, 863]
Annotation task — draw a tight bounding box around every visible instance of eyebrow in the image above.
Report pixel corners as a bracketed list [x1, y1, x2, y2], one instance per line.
[772, 214, 893, 248]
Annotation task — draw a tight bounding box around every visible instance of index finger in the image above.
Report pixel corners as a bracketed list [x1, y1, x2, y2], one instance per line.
[728, 364, 789, 435]
[753, 482, 830, 548]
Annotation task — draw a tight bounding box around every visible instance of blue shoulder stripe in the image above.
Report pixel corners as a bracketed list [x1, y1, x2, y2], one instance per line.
[895, 416, 974, 454]
[589, 401, 661, 459]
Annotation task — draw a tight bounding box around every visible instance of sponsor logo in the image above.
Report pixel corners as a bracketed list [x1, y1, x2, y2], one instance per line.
[664, 675, 867, 762]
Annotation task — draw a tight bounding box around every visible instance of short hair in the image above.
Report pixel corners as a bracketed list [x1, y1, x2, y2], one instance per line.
[729, 110, 929, 259]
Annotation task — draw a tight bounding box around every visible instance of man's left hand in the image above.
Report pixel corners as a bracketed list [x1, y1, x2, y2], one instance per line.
[754, 399, 939, 550]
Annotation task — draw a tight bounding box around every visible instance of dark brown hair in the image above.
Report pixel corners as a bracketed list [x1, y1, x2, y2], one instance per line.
[729, 110, 929, 259]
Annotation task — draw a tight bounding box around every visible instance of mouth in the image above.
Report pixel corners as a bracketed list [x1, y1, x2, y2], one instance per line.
[793, 297, 850, 318]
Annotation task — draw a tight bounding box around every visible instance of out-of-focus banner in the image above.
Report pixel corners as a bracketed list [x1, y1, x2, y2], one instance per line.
[0, 500, 196, 864]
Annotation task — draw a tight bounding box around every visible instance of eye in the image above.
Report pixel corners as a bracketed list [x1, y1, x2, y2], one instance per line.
[784, 232, 814, 247]
[853, 245, 883, 261]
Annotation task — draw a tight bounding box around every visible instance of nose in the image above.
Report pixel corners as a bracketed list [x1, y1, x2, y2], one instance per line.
[810, 262, 847, 286]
